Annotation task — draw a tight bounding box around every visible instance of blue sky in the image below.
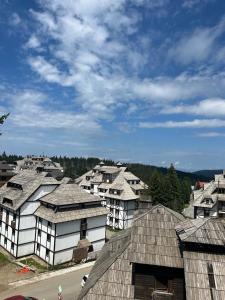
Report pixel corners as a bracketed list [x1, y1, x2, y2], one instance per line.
[1, 0, 225, 170]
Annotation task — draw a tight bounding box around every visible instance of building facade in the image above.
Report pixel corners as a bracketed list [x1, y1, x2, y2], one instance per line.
[76, 162, 147, 229]
[193, 170, 225, 219]
[0, 170, 107, 265]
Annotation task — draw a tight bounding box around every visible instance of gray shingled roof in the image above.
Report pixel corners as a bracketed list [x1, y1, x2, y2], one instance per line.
[35, 205, 108, 223]
[40, 183, 101, 205]
[0, 170, 59, 211]
[78, 204, 185, 300]
[176, 217, 225, 246]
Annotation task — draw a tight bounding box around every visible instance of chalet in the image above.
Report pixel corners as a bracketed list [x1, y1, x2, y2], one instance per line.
[78, 204, 225, 300]
[14, 156, 64, 179]
[193, 170, 225, 218]
[34, 183, 107, 265]
[0, 170, 107, 265]
[76, 162, 147, 229]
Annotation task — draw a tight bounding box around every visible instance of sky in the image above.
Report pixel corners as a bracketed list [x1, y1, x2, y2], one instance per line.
[1, 0, 225, 171]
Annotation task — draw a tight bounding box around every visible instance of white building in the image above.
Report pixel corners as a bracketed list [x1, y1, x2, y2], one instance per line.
[14, 156, 64, 179]
[0, 170, 107, 265]
[76, 162, 147, 229]
[193, 170, 225, 218]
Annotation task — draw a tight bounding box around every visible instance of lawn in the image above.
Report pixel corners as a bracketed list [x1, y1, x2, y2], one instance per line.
[0, 252, 9, 266]
[20, 257, 47, 272]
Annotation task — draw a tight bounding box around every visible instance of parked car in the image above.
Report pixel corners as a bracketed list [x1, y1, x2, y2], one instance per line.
[4, 296, 38, 300]
[81, 274, 89, 287]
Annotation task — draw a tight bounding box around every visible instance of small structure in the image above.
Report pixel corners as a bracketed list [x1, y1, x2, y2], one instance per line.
[193, 170, 225, 218]
[76, 163, 147, 229]
[14, 156, 64, 179]
[78, 204, 225, 300]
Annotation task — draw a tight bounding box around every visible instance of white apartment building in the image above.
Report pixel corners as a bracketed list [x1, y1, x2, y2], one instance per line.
[193, 170, 225, 218]
[0, 170, 107, 265]
[76, 162, 147, 229]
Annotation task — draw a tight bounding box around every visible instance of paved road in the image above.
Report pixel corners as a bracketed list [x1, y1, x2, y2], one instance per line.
[0, 265, 92, 300]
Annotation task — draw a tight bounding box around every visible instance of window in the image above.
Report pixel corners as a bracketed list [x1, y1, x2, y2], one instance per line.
[39, 218, 42, 225]
[47, 221, 52, 229]
[115, 218, 119, 225]
[88, 245, 94, 252]
[38, 229, 41, 237]
[12, 229, 15, 236]
[4, 237, 7, 245]
[13, 214, 16, 221]
[80, 229, 86, 240]
[207, 263, 216, 288]
[5, 224, 8, 232]
[109, 217, 113, 223]
[204, 209, 210, 217]
[36, 243, 40, 251]
[116, 200, 120, 206]
[47, 234, 51, 242]
[11, 242, 14, 251]
[46, 249, 50, 258]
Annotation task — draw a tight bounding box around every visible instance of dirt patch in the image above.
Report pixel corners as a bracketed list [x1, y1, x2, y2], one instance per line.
[0, 263, 36, 293]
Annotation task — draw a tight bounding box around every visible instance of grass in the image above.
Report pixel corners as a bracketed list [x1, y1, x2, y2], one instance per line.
[0, 252, 9, 265]
[20, 258, 47, 272]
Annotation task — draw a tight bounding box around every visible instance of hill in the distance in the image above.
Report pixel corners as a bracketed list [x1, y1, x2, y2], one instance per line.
[192, 169, 223, 180]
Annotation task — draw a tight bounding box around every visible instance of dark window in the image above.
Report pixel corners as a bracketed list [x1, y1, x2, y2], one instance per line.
[38, 229, 41, 237]
[39, 218, 42, 225]
[115, 218, 119, 225]
[88, 245, 94, 252]
[204, 209, 210, 217]
[37, 243, 40, 251]
[13, 213, 16, 221]
[4, 237, 7, 245]
[46, 249, 50, 257]
[207, 263, 216, 288]
[47, 221, 52, 228]
[11, 242, 14, 251]
[47, 233, 51, 242]
[12, 229, 15, 236]
[80, 230, 86, 240]
[5, 224, 8, 232]
[109, 217, 113, 223]
[116, 200, 120, 206]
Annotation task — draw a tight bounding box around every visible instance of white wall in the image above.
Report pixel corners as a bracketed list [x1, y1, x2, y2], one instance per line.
[55, 232, 80, 251]
[54, 248, 73, 265]
[17, 243, 34, 257]
[87, 215, 106, 229]
[56, 220, 80, 236]
[87, 227, 105, 243]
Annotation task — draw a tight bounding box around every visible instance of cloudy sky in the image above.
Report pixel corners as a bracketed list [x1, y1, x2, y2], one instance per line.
[1, 0, 225, 170]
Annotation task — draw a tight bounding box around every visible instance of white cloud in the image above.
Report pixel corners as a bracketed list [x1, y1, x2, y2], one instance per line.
[170, 17, 225, 64]
[9, 13, 21, 26]
[182, 0, 215, 8]
[1, 89, 100, 132]
[139, 119, 225, 128]
[25, 35, 42, 51]
[198, 131, 225, 137]
[161, 98, 225, 116]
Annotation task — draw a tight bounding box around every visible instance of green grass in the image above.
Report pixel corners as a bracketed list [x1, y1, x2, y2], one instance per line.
[0, 252, 9, 265]
[20, 258, 47, 272]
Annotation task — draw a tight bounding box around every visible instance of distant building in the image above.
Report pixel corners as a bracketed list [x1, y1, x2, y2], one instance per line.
[193, 170, 225, 218]
[0, 161, 15, 187]
[14, 156, 64, 179]
[76, 162, 147, 229]
[0, 170, 107, 265]
[78, 204, 225, 300]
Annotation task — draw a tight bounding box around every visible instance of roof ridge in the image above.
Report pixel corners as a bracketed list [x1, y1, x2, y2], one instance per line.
[180, 217, 211, 241]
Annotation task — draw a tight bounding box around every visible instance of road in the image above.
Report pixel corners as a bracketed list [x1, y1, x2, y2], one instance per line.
[0, 265, 92, 300]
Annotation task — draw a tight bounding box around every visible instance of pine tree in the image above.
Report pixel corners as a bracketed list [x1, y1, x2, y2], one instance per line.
[166, 164, 183, 212]
[148, 170, 166, 205]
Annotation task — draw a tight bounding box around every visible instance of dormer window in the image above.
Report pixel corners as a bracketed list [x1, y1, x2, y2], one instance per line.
[7, 182, 23, 190]
[2, 198, 13, 206]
